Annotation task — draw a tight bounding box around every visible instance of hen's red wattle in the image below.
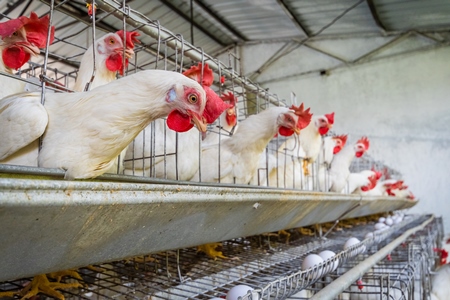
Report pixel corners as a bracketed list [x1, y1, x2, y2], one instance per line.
[2, 47, 30, 69]
[167, 110, 194, 132]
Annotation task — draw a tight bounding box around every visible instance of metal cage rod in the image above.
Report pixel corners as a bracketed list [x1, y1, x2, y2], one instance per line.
[310, 214, 435, 300]
[94, 0, 285, 107]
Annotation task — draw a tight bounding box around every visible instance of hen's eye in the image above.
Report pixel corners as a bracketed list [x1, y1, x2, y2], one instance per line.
[188, 94, 198, 104]
[12, 31, 18, 37]
[109, 39, 115, 44]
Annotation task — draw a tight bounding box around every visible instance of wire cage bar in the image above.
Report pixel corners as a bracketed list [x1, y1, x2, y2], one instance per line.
[0, 0, 420, 293]
[0, 213, 435, 300]
[0, 0, 412, 197]
[290, 215, 442, 300]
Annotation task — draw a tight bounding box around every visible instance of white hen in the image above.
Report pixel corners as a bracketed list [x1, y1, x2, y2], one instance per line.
[0, 30, 139, 167]
[345, 171, 379, 194]
[263, 112, 334, 189]
[265, 134, 347, 190]
[73, 30, 139, 175]
[361, 179, 397, 197]
[297, 112, 334, 175]
[1, 70, 208, 179]
[0, 12, 54, 98]
[191, 104, 312, 184]
[123, 63, 230, 180]
[316, 135, 348, 191]
[0, 13, 54, 165]
[73, 30, 139, 92]
[328, 137, 370, 193]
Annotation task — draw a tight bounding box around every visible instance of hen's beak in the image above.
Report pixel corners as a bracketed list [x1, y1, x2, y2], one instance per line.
[18, 42, 40, 56]
[125, 48, 134, 59]
[115, 48, 135, 59]
[294, 127, 301, 135]
[191, 114, 207, 132]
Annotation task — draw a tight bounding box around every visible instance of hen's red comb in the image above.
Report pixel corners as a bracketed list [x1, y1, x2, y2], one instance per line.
[0, 18, 24, 38]
[183, 63, 229, 123]
[371, 167, 382, 180]
[368, 175, 378, 187]
[183, 62, 214, 87]
[26, 13, 55, 48]
[357, 136, 370, 150]
[334, 134, 348, 146]
[0, 12, 55, 48]
[361, 175, 377, 192]
[220, 92, 238, 107]
[289, 103, 312, 130]
[395, 180, 404, 189]
[325, 112, 334, 125]
[116, 30, 140, 49]
[203, 87, 232, 123]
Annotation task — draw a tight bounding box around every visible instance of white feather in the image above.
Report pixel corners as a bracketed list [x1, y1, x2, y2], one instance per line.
[0, 70, 205, 179]
[72, 32, 132, 175]
[39, 71, 205, 179]
[124, 119, 201, 181]
[72, 32, 122, 92]
[202, 107, 238, 147]
[328, 143, 359, 193]
[191, 107, 295, 184]
[0, 93, 48, 164]
[345, 171, 374, 194]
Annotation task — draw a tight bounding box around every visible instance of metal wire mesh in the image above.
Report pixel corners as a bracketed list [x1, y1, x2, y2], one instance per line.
[287, 216, 442, 300]
[349, 153, 402, 179]
[0, 214, 435, 300]
[0, 0, 406, 194]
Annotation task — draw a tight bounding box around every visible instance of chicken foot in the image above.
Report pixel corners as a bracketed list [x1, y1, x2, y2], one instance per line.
[197, 243, 228, 260]
[20, 274, 82, 300]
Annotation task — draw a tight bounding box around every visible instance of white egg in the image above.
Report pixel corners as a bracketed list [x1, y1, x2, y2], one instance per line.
[344, 237, 365, 253]
[378, 217, 386, 223]
[301, 254, 324, 271]
[385, 217, 393, 226]
[210, 298, 224, 300]
[344, 237, 361, 249]
[365, 232, 374, 239]
[319, 250, 338, 271]
[393, 217, 402, 224]
[374, 223, 387, 230]
[227, 285, 256, 300]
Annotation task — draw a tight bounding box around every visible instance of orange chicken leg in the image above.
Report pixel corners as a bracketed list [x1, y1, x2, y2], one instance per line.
[197, 243, 227, 260]
[278, 229, 291, 244]
[302, 159, 310, 176]
[20, 274, 82, 300]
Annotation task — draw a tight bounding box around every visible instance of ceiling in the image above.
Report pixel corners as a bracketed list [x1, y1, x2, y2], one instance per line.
[1, 0, 450, 85]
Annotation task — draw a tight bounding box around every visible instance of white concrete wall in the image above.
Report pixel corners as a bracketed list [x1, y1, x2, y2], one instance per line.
[247, 46, 450, 233]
